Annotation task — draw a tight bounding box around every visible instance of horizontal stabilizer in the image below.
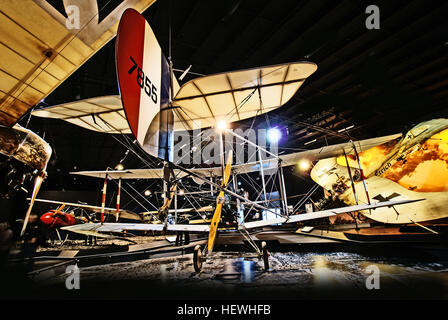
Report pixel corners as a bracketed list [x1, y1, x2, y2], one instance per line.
[32, 96, 130, 134]
[172, 62, 317, 130]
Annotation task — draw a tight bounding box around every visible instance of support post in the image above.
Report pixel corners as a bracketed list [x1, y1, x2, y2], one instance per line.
[100, 172, 108, 223]
[116, 178, 121, 222]
[210, 173, 214, 196]
[174, 186, 178, 223]
[278, 163, 288, 215]
[233, 174, 244, 225]
[258, 148, 268, 206]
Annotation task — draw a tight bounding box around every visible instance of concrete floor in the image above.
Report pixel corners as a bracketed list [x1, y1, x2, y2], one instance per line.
[25, 244, 448, 300]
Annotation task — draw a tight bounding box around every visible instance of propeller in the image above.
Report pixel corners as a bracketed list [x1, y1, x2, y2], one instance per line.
[20, 172, 46, 236]
[178, 65, 192, 81]
[158, 183, 177, 220]
[207, 150, 233, 254]
[54, 203, 66, 215]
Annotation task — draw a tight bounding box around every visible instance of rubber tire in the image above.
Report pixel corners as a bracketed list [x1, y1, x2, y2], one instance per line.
[261, 241, 269, 271]
[193, 245, 202, 272]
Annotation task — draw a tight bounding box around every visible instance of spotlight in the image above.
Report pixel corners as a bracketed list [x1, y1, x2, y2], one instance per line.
[178, 189, 185, 196]
[267, 127, 281, 143]
[216, 120, 227, 130]
[144, 190, 151, 197]
[115, 163, 124, 171]
[298, 159, 311, 171]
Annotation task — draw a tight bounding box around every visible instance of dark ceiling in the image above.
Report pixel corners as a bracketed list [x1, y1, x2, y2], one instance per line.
[24, 0, 448, 198]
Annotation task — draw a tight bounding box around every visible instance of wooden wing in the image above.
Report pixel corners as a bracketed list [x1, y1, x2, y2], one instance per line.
[0, 0, 154, 126]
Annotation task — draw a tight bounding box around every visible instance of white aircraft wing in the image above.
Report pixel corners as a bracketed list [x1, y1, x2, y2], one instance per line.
[240, 198, 423, 230]
[141, 206, 213, 215]
[62, 222, 165, 233]
[166, 224, 210, 232]
[70, 133, 401, 179]
[61, 222, 209, 233]
[32, 96, 130, 134]
[172, 62, 317, 130]
[61, 198, 422, 235]
[71, 167, 221, 180]
[33, 198, 143, 221]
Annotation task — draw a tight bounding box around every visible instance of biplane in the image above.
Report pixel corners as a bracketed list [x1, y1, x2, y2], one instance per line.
[310, 118, 448, 226]
[31, 8, 421, 271]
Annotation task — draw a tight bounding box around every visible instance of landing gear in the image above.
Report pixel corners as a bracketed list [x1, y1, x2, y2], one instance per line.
[193, 245, 203, 272]
[261, 241, 269, 271]
[192, 242, 270, 273]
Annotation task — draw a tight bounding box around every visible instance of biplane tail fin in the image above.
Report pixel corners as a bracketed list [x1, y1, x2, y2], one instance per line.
[115, 8, 177, 161]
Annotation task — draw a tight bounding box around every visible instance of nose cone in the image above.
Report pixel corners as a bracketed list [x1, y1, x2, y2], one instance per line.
[40, 212, 54, 226]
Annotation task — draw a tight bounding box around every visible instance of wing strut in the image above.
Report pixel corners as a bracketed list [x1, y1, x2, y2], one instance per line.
[351, 141, 371, 205]
[100, 171, 108, 223]
[116, 178, 122, 222]
[342, 149, 358, 205]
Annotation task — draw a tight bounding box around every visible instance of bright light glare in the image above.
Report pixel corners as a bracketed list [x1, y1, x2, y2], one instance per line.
[298, 159, 311, 171]
[144, 190, 151, 197]
[178, 189, 185, 196]
[267, 128, 281, 143]
[115, 163, 124, 171]
[216, 120, 227, 130]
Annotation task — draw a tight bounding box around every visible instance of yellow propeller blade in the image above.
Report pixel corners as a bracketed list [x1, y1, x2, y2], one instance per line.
[207, 194, 223, 252]
[222, 150, 233, 186]
[159, 183, 177, 214]
[207, 150, 233, 253]
[56, 203, 66, 214]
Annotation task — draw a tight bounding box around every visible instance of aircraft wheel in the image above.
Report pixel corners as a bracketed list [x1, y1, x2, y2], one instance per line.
[193, 245, 202, 272]
[261, 241, 269, 271]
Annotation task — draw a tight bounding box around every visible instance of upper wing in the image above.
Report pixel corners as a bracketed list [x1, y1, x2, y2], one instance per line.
[70, 133, 402, 179]
[141, 206, 213, 215]
[231, 133, 402, 175]
[33, 198, 143, 221]
[70, 166, 222, 179]
[0, 0, 154, 127]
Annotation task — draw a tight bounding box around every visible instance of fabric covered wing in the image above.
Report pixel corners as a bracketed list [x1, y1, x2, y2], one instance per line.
[70, 133, 401, 179]
[172, 62, 317, 130]
[0, 0, 155, 127]
[32, 95, 130, 133]
[62, 222, 210, 233]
